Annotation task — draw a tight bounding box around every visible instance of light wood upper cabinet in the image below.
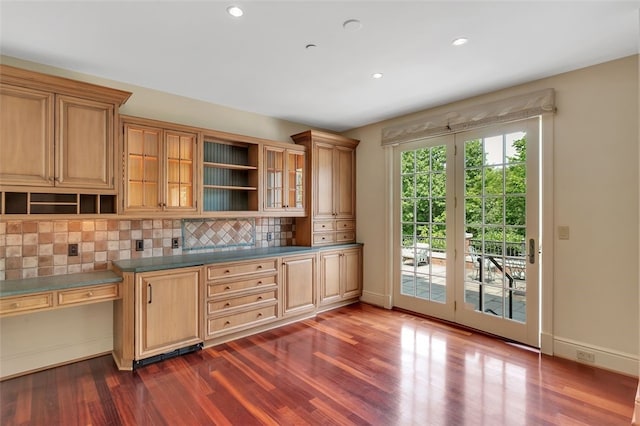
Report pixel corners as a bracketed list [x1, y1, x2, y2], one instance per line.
[123, 119, 197, 213]
[135, 267, 201, 360]
[291, 130, 359, 246]
[0, 84, 54, 186]
[56, 95, 114, 189]
[263, 145, 305, 215]
[0, 65, 131, 191]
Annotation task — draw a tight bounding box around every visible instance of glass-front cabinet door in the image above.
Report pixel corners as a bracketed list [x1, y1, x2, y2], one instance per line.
[165, 130, 196, 211]
[263, 145, 305, 215]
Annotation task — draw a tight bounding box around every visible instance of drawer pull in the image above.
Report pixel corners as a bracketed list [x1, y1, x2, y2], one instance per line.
[321, 237, 326, 240]
[257, 296, 263, 301]
[86, 291, 94, 297]
[224, 303, 230, 308]
[321, 224, 326, 228]
[257, 265, 263, 269]
[225, 286, 231, 290]
[257, 313, 263, 318]
[224, 321, 231, 326]
[257, 281, 262, 285]
[224, 270, 230, 274]
[11, 302, 19, 309]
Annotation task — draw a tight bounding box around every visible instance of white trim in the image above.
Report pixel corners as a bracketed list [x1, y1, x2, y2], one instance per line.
[553, 336, 638, 376]
[382, 89, 555, 146]
[360, 291, 391, 308]
[540, 113, 555, 355]
[383, 145, 395, 309]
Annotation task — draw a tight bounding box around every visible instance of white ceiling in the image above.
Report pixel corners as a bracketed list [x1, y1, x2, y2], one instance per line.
[1, 1, 639, 132]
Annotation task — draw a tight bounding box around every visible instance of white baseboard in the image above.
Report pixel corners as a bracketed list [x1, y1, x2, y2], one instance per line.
[540, 331, 554, 355]
[553, 336, 638, 376]
[0, 336, 113, 379]
[360, 290, 391, 309]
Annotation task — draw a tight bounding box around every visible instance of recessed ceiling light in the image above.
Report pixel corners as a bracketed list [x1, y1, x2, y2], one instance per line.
[227, 5, 244, 17]
[343, 19, 362, 32]
[372, 72, 383, 79]
[452, 37, 468, 46]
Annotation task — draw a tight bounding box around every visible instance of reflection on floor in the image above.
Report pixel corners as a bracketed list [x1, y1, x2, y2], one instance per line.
[401, 263, 526, 323]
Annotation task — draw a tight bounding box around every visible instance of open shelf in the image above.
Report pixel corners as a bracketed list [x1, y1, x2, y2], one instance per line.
[203, 140, 258, 212]
[1, 192, 117, 215]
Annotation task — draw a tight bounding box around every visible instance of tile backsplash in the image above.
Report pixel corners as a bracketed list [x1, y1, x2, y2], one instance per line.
[0, 217, 295, 281]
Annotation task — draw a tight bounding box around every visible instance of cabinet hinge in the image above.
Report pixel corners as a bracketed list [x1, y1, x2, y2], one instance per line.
[454, 145, 457, 156]
[454, 197, 457, 209]
[454, 301, 457, 311]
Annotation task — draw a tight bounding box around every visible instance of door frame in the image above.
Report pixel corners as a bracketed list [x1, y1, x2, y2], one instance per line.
[384, 114, 555, 353]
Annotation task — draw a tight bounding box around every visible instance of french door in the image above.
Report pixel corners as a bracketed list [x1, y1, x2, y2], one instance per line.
[393, 118, 540, 347]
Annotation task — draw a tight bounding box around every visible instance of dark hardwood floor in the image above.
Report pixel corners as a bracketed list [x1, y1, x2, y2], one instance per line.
[1, 303, 636, 425]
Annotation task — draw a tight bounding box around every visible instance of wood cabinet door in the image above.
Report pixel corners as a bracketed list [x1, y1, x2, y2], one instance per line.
[124, 124, 162, 211]
[164, 130, 197, 211]
[282, 255, 315, 316]
[56, 95, 114, 189]
[314, 142, 335, 218]
[319, 251, 341, 305]
[135, 268, 201, 359]
[285, 150, 305, 213]
[0, 84, 54, 186]
[334, 146, 356, 218]
[264, 146, 285, 211]
[342, 248, 362, 299]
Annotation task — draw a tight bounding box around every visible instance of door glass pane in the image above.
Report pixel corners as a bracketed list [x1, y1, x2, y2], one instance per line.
[464, 132, 527, 323]
[400, 145, 447, 303]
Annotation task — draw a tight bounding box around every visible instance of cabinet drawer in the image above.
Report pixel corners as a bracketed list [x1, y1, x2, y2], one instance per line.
[313, 232, 336, 245]
[313, 220, 335, 232]
[58, 284, 120, 306]
[208, 290, 276, 314]
[0, 293, 53, 316]
[207, 259, 277, 280]
[336, 220, 355, 230]
[208, 305, 277, 335]
[207, 275, 277, 297]
[336, 231, 356, 242]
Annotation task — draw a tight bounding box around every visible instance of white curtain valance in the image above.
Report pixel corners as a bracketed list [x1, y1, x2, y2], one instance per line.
[381, 88, 555, 146]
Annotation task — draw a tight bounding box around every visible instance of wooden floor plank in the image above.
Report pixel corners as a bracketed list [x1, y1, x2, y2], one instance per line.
[1, 303, 636, 425]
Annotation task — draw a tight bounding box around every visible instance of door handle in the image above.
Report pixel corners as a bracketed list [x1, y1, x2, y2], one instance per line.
[148, 283, 152, 304]
[528, 239, 535, 264]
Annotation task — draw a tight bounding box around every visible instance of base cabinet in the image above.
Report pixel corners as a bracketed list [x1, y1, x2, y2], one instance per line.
[281, 254, 315, 317]
[135, 267, 201, 360]
[319, 247, 362, 308]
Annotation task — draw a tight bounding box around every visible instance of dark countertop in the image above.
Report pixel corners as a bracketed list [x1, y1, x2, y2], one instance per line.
[1, 244, 362, 297]
[112, 243, 362, 273]
[0, 270, 123, 298]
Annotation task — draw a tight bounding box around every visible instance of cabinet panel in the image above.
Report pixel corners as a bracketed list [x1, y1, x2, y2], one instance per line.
[282, 255, 315, 317]
[207, 259, 277, 280]
[319, 252, 341, 305]
[335, 147, 356, 218]
[343, 249, 362, 298]
[315, 143, 335, 218]
[56, 95, 114, 189]
[0, 293, 53, 316]
[208, 290, 276, 313]
[263, 146, 305, 214]
[58, 283, 119, 306]
[207, 305, 277, 336]
[207, 275, 277, 297]
[0, 84, 54, 186]
[165, 131, 196, 210]
[136, 268, 201, 359]
[125, 124, 161, 210]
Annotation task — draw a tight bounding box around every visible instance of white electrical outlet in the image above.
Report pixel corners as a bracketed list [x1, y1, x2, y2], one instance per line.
[576, 350, 595, 363]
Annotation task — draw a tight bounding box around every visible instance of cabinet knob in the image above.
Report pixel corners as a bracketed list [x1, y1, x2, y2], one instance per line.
[11, 302, 19, 309]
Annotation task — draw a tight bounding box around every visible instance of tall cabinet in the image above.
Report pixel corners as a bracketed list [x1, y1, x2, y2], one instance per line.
[291, 130, 359, 246]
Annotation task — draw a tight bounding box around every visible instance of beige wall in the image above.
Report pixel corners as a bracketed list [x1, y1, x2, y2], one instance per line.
[346, 55, 639, 375]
